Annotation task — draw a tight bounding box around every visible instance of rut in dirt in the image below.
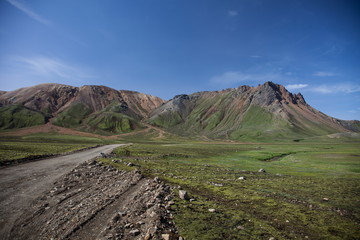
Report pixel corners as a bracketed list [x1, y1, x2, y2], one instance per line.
[9, 160, 180, 240]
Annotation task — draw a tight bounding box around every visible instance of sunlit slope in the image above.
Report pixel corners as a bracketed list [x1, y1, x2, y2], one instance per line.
[149, 82, 359, 141]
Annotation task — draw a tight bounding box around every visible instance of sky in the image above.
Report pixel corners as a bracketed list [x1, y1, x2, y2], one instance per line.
[0, 0, 359, 120]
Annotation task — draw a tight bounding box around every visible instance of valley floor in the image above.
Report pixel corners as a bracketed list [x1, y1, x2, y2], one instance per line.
[0, 138, 359, 239]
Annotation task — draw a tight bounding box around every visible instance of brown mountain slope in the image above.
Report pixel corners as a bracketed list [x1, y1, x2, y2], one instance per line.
[0, 83, 165, 133]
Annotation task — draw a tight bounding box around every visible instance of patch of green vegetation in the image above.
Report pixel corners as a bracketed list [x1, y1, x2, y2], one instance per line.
[106, 142, 360, 239]
[86, 112, 138, 134]
[0, 133, 118, 164]
[21, 132, 113, 143]
[150, 111, 183, 128]
[0, 105, 47, 130]
[53, 102, 92, 128]
[0, 140, 95, 163]
[229, 106, 291, 141]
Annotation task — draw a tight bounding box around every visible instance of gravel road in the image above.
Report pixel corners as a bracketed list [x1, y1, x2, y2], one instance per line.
[0, 144, 125, 239]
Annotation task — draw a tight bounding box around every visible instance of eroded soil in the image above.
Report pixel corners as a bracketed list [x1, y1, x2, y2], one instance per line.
[8, 160, 178, 240]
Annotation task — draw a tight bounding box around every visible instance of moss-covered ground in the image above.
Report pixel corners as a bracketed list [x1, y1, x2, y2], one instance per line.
[101, 141, 360, 240]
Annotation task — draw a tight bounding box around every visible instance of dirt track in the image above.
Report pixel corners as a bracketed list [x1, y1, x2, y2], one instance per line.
[0, 144, 124, 239]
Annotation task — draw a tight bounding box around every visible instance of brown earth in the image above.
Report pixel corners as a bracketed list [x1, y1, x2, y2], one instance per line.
[0, 83, 165, 118]
[0, 144, 121, 239]
[9, 161, 179, 240]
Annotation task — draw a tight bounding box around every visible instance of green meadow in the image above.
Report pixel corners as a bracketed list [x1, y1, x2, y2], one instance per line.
[101, 140, 360, 240]
[1, 131, 359, 239]
[0, 133, 113, 164]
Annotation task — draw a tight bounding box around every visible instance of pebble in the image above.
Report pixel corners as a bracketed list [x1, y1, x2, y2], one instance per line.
[161, 234, 170, 240]
[129, 229, 140, 236]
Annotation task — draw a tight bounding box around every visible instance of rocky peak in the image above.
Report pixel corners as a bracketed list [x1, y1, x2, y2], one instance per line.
[294, 93, 306, 105]
[250, 82, 307, 107]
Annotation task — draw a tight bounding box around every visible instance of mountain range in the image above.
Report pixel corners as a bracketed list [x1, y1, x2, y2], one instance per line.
[0, 82, 359, 141]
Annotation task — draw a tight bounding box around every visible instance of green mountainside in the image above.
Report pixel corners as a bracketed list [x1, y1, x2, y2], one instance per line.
[148, 82, 359, 141]
[0, 82, 359, 140]
[0, 105, 48, 130]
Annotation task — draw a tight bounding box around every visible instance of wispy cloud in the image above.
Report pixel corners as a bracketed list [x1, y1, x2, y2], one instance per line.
[6, 0, 51, 25]
[313, 71, 335, 77]
[228, 11, 238, 17]
[250, 55, 262, 58]
[13, 56, 94, 80]
[210, 71, 278, 85]
[286, 84, 308, 90]
[311, 84, 360, 94]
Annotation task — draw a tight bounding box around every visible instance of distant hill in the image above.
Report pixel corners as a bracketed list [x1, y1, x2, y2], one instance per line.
[0, 82, 359, 140]
[0, 83, 164, 134]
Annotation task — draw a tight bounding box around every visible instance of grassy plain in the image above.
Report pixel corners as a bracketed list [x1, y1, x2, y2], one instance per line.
[101, 139, 360, 240]
[0, 133, 113, 164]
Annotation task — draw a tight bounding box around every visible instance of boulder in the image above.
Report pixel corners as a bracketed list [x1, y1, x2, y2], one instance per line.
[258, 168, 266, 173]
[179, 190, 189, 200]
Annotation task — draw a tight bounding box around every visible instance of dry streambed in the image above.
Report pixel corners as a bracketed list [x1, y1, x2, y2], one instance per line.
[10, 160, 180, 240]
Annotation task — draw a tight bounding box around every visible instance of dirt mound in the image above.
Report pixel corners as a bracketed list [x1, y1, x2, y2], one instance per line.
[10, 160, 179, 240]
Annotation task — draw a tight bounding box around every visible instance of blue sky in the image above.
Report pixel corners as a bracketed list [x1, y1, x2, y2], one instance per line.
[0, 0, 359, 120]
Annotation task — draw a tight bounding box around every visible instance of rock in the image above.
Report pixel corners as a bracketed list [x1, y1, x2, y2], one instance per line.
[88, 160, 97, 165]
[238, 176, 246, 180]
[179, 237, 184, 240]
[168, 201, 175, 205]
[237, 225, 245, 230]
[258, 168, 266, 173]
[144, 232, 152, 240]
[124, 223, 133, 228]
[208, 208, 216, 213]
[129, 229, 140, 236]
[323, 198, 329, 201]
[189, 198, 196, 202]
[179, 190, 189, 200]
[161, 234, 170, 240]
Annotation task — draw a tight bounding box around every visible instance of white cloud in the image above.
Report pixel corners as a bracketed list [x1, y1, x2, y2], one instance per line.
[348, 110, 357, 113]
[12, 56, 94, 80]
[6, 0, 51, 25]
[285, 84, 308, 90]
[210, 71, 278, 85]
[250, 55, 262, 58]
[228, 11, 238, 17]
[311, 84, 360, 94]
[313, 71, 335, 77]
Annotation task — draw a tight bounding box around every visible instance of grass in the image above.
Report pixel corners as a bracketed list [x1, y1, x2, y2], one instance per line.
[0, 105, 47, 130]
[101, 141, 360, 240]
[0, 133, 117, 164]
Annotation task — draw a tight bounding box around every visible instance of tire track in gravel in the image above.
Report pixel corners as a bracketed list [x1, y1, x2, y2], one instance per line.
[0, 144, 125, 240]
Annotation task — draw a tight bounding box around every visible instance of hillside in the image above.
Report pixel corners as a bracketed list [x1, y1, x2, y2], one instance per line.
[0, 83, 164, 134]
[0, 82, 359, 140]
[148, 82, 360, 141]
